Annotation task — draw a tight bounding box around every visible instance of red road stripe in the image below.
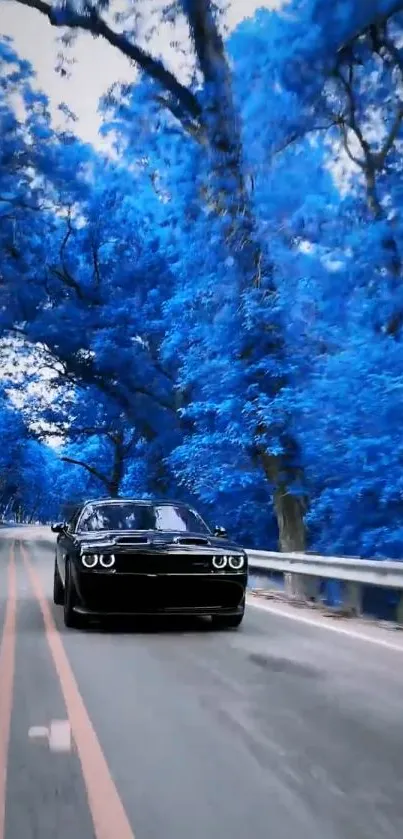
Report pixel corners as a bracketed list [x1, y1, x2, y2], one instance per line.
[0, 545, 16, 839]
[21, 544, 136, 839]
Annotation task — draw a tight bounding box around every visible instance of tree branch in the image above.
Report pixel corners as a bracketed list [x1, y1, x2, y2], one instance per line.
[48, 212, 86, 299]
[0, 195, 52, 212]
[336, 0, 403, 56]
[122, 428, 138, 455]
[333, 36, 403, 216]
[184, 0, 241, 163]
[52, 424, 108, 440]
[334, 65, 373, 167]
[90, 235, 102, 287]
[380, 24, 403, 75]
[373, 25, 403, 168]
[8, 0, 201, 121]
[154, 93, 205, 141]
[6, 328, 177, 415]
[269, 120, 339, 160]
[139, 340, 176, 384]
[374, 101, 403, 168]
[337, 118, 366, 167]
[60, 455, 110, 487]
[48, 265, 85, 299]
[184, 0, 226, 86]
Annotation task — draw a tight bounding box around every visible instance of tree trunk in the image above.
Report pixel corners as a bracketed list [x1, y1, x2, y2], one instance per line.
[273, 488, 306, 553]
[28, 505, 39, 524]
[10, 0, 309, 550]
[259, 448, 308, 598]
[186, 0, 307, 551]
[10, 0, 400, 558]
[108, 435, 125, 498]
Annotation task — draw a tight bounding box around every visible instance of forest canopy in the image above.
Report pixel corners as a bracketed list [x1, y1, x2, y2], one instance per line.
[1, 0, 403, 557]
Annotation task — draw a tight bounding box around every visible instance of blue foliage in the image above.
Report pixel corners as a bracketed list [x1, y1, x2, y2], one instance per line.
[2, 0, 403, 574]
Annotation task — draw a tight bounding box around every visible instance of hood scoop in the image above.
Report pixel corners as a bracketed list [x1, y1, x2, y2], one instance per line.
[115, 535, 150, 545]
[173, 536, 211, 546]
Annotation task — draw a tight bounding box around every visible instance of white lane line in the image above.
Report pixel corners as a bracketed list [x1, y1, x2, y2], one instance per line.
[28, 720, 72, 752]
[49, 720, 72, 752]
[28, 726, 49, 740]
[247, 596, 403, 653]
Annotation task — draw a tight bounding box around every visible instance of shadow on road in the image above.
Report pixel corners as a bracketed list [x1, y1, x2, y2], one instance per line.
[51, 607, 228, 637]
[17, 605, 220, 636]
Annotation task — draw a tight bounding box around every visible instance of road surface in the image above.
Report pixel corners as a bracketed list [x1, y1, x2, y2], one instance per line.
[1, 527, 403, 839]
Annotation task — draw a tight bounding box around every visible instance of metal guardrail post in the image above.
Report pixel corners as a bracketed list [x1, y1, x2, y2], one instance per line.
[285, 572, 318, 600]
[284, 572, 300, 597]
[396, 593, 403, 625]
[343, 581, 363, 617]
[304, 575, 321, 601]
[286, 573, 321, 601]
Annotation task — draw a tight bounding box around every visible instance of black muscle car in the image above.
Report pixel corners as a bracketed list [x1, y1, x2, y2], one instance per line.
[51, 499, 247, 630]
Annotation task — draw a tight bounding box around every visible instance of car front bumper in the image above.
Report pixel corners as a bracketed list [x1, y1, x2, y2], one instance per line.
[72, 568, 247, 617]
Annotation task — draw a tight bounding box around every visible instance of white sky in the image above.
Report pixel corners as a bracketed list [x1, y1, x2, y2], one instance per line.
[1, 0, 282, 144]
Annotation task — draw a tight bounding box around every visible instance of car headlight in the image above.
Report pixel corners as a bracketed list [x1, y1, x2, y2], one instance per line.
[212, 555, 228, 569]
[99, 554, 115, 569]
[82, 554, 99, 569]
[229, 555, 245, 570]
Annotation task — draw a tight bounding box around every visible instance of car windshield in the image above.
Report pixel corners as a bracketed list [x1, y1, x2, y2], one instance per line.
[77, 502, 210, 534]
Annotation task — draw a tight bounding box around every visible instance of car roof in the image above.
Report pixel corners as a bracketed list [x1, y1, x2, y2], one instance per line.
[80, 498, 193, 508]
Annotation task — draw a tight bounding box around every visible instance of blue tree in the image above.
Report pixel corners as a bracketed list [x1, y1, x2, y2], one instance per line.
[1, 0, 315, 551]
[4, 1, 403, 558]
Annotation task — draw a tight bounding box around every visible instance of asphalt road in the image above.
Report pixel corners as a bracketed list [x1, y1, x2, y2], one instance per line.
[1, 528, 403, 839]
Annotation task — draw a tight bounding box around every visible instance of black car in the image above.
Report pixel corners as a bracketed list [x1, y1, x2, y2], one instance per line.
[52, 498, 248, 630]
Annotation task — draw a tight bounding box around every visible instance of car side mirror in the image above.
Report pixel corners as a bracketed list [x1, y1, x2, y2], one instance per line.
[214, 526, 228, 538]
[51, 522, 64, 534]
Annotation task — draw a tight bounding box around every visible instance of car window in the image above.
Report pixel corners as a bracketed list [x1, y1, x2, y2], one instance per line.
[153, 505, 196, 532]
[77, 503, 210, 534]
[67, 509, 81, 532]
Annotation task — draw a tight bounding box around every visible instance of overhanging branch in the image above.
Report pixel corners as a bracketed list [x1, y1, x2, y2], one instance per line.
[7, 0, 201, 122]
[60, 455, 110, 486]
[337, 0, 403, 54]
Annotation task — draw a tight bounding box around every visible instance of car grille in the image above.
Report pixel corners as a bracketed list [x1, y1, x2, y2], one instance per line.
[79, 575, 245, 612]
[114, 552, 213, 574]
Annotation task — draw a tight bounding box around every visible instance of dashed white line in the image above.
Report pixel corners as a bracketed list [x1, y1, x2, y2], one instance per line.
[28, 721, 72, 752]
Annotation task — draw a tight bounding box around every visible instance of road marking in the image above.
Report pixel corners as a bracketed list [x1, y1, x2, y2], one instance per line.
[248, 595, 403, 652]
[48, 720, 72, 752]
[28, 720, 72, 752]
[21, 544, 136, 839]
[0, 545, 16, 839]
[29, 726, 49, 740]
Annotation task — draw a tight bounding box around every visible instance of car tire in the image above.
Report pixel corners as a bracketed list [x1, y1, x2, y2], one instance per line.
[64, 560, 82, 629]
[211, 612, 244, 630]
[53, 558, 64, 605]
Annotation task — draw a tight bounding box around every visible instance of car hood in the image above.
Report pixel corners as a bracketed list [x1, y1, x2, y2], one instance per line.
[73, 530, 245, 556]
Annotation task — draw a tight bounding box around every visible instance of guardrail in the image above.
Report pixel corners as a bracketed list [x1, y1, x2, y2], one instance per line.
[7, 527, 403, 622]
[246, 549, 403, 621]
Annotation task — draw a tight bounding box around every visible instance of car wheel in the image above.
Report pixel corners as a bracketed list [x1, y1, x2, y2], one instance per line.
[64, 560, 82, 629]
[211, 612, 244, 630]
[53, 557, 64, 605]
